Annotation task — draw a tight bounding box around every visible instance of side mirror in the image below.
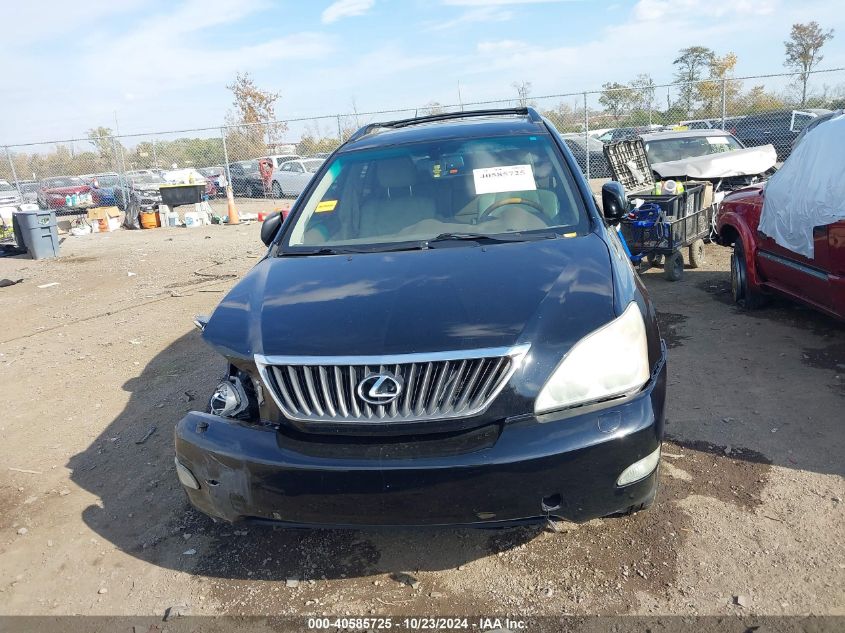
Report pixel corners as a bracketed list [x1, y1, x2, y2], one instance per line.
[601, 181, 627, 225]
[260, 211, 283, 246]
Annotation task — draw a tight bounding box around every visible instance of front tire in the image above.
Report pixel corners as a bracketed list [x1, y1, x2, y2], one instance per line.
[731, 239, 767, 309]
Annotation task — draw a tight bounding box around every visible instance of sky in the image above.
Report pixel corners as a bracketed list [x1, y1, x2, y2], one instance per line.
[2, 0, 844, 146]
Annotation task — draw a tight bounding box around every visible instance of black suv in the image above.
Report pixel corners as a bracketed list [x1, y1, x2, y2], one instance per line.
[732, 109, 817, 161]
[175, 108, 667, 527]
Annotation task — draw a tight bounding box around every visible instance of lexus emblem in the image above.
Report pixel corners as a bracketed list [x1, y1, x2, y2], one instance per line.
[357, 372, 404, 405]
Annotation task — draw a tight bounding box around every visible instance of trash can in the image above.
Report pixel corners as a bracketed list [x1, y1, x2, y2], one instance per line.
[15, 209, 60, 259]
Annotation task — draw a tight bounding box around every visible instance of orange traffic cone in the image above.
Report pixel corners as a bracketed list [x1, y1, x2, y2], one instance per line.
[226, 186, 240, 225]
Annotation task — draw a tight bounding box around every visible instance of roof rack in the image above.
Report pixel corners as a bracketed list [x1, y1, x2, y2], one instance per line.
[346, 107, 543, 143]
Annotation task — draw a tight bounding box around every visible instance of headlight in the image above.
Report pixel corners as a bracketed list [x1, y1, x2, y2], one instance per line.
[535, 302, 650, 413]
[209, 379, 247, 417]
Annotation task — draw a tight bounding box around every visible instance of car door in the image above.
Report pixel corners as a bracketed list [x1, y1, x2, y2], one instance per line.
[277, 161, 294, 194]
[229, 163, 245, 194]
[756, 225, 832, 311]
[287, 162, 310, 195]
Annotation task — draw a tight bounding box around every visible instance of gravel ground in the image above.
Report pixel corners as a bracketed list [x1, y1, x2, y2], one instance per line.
[0, 224, 842, 620]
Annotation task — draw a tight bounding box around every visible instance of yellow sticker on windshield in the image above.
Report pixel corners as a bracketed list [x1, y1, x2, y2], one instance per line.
[315, 199, 338, 213]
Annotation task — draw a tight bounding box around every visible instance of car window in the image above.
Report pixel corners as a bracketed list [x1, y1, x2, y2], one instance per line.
[0, 181, 15, 191]
[290, 162, 304, 173]
[284, 133, 588, 250]
[96, 175, 119, 187]
[792, 112, 814, 131]
[645, 135, 743, 162]
[280, 162, 292, 172]
[303, 160, 323, 173]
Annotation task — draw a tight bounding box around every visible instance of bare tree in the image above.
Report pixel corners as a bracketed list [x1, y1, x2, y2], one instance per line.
[629, 74, 656, 112]
[673, 46, 715, 114]
[784, 22, 835, 106]
[512, 81, 533, 107]
[226, 72, 287, 155]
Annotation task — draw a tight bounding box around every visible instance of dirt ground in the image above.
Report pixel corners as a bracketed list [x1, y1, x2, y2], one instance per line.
[0, 222, 843, 620]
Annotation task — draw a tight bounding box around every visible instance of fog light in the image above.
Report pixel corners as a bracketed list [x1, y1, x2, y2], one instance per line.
[617, 445, 661, 487]
[209, 380, 245, 417]
[175, 458, 200, 490]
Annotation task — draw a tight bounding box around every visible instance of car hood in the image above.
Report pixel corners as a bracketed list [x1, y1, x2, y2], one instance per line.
[203, 234, 617, 364]
[651, 145, 777, 179]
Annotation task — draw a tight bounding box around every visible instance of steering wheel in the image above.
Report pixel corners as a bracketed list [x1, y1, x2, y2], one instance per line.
[479, 197, 548, 223]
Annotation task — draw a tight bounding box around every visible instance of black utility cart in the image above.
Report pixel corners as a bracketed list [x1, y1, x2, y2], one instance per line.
[603, 138, 715, 281]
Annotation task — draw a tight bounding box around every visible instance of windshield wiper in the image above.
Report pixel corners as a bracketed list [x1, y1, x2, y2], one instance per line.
[282, 241, 427, 256]
[428, 231, 558, 245]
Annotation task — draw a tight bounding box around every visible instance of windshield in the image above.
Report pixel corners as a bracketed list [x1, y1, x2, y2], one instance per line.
[130, 173, 165, 185]
[284, 133, 587, 251]
[43, 177, 83, 188]
[0, 181, 15, 191]
[645, 135, 743, 163]
[19, 183, 39, 193]
[95, 175, 119, 187]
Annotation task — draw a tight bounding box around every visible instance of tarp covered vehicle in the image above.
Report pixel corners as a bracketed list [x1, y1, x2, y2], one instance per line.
[716, 114, 845, 319]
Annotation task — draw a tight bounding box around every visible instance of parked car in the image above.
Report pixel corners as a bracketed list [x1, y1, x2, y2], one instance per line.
[730, 109, 823, 161]
[198, 166, 227, 196]
[37, 176, 92, 210]
[16, 180, 40, 204]
[0, 179, 23, 206]
[640, 129, 777, 191]
[559, 134, 612, 178]
[716, 113, 844, 320]
[228, 160, 265, 197]
[86, 172, 124, 208]
[792, 109, 844, 150]
[265, 154, 301, 170]
[269, 158, 324, 198]
[597, 125, 660, 144]
[123, 172, 165, 210]
[174, 107, 668, 527]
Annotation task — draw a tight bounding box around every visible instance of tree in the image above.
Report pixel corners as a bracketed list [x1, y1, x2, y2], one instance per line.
[672, 46, 715, 114]
[696, 53, 739, 117]
[784, 22, 835, 106]
[86, 126, 124, 171]
[420, 101, 445, 116]
[512, 81, 532, 107]
[629, 74, 656, 111]
[598, 82, 636, 123]
[225, 72, 286, 159]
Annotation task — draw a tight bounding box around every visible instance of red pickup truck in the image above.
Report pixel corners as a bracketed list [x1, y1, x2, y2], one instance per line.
[716, 185, 845, 320]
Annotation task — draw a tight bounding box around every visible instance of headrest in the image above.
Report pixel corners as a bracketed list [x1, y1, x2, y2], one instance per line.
[376, 157, 416, 188]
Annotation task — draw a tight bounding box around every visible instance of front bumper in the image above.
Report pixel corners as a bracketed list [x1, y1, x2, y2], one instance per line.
[175, 348, 667, 527]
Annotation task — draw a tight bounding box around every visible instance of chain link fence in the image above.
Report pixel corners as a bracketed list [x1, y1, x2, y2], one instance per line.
[1, 68, 842, 214]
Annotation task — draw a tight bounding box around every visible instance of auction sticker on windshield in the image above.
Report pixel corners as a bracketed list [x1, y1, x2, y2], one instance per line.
[473, 164, 536, 194]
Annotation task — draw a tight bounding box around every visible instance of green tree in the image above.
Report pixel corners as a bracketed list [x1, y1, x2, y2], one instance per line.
[598, 82, 636, 123]
[784, 21, 835, 106]
[696, 52, 739, 117]
[672, 46, 716, 114]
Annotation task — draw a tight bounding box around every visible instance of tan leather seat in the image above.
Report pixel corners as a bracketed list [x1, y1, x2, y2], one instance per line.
[359, 157, 435, 238]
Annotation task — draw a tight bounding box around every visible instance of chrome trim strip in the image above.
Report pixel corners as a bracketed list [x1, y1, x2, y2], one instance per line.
[758, 250, 828, 281]
[255, 344, 530, 368]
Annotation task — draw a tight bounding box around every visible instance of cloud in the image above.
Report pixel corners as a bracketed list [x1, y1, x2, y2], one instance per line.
[633, 0, 776, 21]
[428, 6, 513, 31]
[322, 0, 375, 24]
[443, 0, 570, 5]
